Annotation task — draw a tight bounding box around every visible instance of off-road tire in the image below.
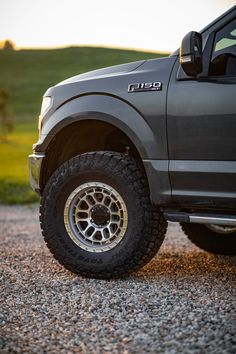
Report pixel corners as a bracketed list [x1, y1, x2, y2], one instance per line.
[180, 223, 236, 255]
[40, 151, 167, 279]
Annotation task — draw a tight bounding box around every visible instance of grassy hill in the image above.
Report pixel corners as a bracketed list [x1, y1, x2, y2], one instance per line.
[0, 46, 168, 204]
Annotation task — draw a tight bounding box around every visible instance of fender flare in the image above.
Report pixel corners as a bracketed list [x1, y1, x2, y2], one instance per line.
[37, 94, 159, 159]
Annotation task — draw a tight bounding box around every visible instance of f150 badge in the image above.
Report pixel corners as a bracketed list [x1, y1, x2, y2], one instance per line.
[128, 82, 162, 92]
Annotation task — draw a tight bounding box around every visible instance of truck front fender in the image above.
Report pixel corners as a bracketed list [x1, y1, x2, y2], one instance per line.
[36, 94, 159, 160]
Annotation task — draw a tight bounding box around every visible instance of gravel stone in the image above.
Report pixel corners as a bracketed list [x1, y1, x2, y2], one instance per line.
[0, 204, 235, 353]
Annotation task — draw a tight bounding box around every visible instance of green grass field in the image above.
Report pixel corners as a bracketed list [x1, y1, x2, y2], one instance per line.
[0, 46, 167, 204]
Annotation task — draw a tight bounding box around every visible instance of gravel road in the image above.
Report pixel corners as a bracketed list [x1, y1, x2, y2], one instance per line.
[0, 205, 235, 353]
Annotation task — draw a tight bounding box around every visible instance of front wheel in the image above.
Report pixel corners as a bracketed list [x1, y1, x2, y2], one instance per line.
[180, 222, 236, 255]
[40, 152, 167, 278]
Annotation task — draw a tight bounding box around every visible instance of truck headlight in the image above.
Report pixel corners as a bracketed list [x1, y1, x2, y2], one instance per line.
[40, 96, 52, 116]
[38, 96, 53, 130]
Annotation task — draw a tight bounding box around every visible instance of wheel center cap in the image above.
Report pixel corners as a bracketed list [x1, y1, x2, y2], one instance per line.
[91, 205, 110, 227]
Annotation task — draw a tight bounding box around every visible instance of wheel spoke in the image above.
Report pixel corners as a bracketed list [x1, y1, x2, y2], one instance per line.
[86, 194, 96, 207]
[101, 228, 110, 241]
[111, 213, 120, 223]
[78, 199, 89, 210]
[103, 196, 112, 207]
[85, 226, 96, 238]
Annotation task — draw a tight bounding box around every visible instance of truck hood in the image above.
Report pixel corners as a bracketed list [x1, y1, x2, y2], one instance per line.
[56, 60, 145, 86]
[43, 56, 176, 119]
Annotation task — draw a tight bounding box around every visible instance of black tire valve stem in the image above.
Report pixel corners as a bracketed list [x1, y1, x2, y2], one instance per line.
[124, 146, 130, 156]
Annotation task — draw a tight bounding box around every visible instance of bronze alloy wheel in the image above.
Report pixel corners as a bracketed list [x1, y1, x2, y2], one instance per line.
[64, 182, 128, 253]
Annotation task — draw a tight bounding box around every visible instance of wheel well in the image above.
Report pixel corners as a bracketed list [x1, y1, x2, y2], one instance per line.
[41, 120, 142, 188]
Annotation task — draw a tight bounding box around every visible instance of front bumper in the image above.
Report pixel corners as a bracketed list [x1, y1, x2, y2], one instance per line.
[28, 153, 45, 194]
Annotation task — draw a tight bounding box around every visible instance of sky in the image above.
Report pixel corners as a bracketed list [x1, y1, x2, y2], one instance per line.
[1, 0, 235, 52]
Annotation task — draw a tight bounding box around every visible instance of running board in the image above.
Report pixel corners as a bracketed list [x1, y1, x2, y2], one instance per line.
[164, 211, 236, 226]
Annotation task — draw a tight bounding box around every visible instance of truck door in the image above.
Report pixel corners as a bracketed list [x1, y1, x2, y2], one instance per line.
[167, 17, 236, 208]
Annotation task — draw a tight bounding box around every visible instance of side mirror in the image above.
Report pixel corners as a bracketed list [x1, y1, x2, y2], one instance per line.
[180, 31, 203, 76]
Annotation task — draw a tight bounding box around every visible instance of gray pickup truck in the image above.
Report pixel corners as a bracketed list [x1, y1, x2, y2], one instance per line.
[29, 6, 236, 278]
